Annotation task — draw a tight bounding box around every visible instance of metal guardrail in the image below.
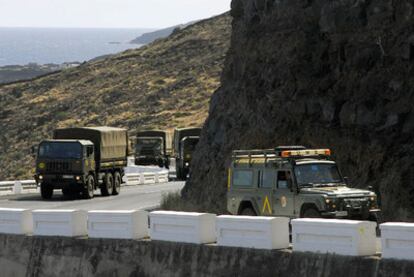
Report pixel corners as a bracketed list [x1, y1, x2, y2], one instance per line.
[0, 180, 37, 194]
[0, 168, 170, 195]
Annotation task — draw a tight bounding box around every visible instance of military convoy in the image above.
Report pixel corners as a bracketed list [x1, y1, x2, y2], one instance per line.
[34, 127, 129, 199]
[34, 126, 202, 199]
[33, 125, 382, 223]
[227, 146, 381, 221]
[134, 130, 172, 168]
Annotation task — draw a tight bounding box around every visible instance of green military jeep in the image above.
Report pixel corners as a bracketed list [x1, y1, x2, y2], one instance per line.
[227, 146, 381, 221]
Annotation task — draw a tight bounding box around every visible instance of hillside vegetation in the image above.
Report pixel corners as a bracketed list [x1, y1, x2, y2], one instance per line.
[0, 13, 231, 180]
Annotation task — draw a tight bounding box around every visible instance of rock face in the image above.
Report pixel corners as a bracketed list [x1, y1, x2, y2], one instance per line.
[184, 0, 414, 220]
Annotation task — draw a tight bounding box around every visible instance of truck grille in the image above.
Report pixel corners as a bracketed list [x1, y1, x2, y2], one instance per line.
[140, 148, 156, 155]
[46, 161, 72, 172]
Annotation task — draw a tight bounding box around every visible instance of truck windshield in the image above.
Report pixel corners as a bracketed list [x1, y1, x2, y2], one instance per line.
[38, 142, 82, 159]
[294, 163, 343, 187]
[182, 138, 199, 155]
[136, 139, 162, 151]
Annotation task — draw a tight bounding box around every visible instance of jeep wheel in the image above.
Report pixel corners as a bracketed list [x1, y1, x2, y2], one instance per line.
[82, 175, 95, 199]
[100, 173, 114, 196]
[302, 208, 321, 218]
[112, 172, 121, 195]
[41, 183, 53, 200]
[241, 207, 257, 216]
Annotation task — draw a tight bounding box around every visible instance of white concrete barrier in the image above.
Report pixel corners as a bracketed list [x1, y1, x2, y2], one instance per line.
[33, 209, 87, 237]
[143, 173, 156, 184]
[150, 211, 216, 244]
[88, 210, 148, 239]
[0, 208, 32, 235]
[217, 216, 290, 250]
[292, 219, 377, 256]
[380, 222, 414, 260]
[155, 172, 169, 183]
[125, 174, 141, 186]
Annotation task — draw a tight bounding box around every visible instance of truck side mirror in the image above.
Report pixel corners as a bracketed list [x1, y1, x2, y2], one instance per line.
[344, 177, 349, 185]
[87, 147, 94, 157]
[31, 146, 38, 156]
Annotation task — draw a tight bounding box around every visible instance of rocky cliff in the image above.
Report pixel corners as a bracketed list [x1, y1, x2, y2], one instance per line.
[184, 0, 414, 220]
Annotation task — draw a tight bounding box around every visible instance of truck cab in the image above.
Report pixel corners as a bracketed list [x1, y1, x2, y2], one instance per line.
[173, 127, 201, 180]
[35, 139, 96, 199]
[134, 130, 172, 168]
[34, 126, 128, 200]
[227, 146, 381, 221]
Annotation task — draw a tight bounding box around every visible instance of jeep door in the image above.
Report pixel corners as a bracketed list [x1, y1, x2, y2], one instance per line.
[257, 169, 274, 216]
[273, 170, 296, 217]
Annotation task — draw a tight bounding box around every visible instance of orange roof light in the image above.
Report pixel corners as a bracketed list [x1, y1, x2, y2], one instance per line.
[281, 149, 331, 157]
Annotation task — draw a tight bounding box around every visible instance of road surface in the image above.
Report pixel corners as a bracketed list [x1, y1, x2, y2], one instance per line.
[0, 182, 184, 211]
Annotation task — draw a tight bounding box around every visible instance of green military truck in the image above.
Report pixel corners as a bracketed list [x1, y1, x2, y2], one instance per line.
[174, 127, 201, 180]
[134, 130, 172, 168]
[34, 127, 129, 199]
[227, 146, 381, 221]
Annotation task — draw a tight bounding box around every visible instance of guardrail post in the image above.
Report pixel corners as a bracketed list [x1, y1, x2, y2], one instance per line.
[13, 181, 22, 194]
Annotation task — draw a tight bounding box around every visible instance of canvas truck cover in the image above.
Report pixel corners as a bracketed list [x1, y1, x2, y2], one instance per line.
[53, 127, 128, 162]
[173, 127, 201, 154]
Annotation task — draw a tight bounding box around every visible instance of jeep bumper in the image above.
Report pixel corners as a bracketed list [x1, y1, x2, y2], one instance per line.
[321, 208, 381, 220]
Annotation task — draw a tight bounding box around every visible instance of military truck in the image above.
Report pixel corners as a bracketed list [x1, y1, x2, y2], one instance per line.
[134, 130, 172, 168]
[34, 127, 129, 199]
[174, 127, 201, 180]
[227, 146, 381, 221]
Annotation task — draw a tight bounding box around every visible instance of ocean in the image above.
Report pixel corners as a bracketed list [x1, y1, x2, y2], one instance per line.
[0, 27, 150, 66]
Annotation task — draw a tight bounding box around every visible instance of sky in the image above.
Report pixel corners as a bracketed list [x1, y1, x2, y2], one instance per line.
[0, 0, 232, 29]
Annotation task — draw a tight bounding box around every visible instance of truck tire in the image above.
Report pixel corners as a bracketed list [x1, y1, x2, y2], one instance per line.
[100, 173, 114, 196]
[41, 183, 53, 200]
[82, 175, 95, 199]
[302, 208, 321, 218]
[112, 172, 121, 195]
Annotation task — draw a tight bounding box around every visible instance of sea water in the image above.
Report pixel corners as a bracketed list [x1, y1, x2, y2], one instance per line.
[0, 27, 150, 66]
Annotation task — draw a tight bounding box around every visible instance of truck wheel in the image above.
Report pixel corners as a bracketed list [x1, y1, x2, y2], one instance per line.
[100, 173, 114, 196]
[241, 207, 257, 216]
[112, 172, 121, 195]
[82, 175, 95, 199]
[41, 183, 53, 200]
[302, 208, 321, 218]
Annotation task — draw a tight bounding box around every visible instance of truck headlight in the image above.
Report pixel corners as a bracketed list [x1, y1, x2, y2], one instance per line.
[75, 176, 81, 181]
[38, 175, 43, 180]
[185, 162, 190, 167]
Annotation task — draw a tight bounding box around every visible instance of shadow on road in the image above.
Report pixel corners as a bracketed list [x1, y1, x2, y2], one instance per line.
[6, 193, 106, 202]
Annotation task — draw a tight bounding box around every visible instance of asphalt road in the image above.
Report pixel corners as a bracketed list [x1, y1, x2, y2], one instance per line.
[0, 182, 184, 211]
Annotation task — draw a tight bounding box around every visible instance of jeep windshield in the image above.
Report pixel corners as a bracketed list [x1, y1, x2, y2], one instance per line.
[294, 163, 344, 187]
[38, 142, 82, 159]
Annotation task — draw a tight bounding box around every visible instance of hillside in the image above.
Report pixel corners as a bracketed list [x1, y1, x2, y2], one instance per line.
[130, 21, 196, 45]
[184, 0, 414, 221]
[0, 13, 231, 180]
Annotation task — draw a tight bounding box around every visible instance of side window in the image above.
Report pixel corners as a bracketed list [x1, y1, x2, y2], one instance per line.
[233, 170, 253, 187]
[277, 171, 292, 189]
[260, 170, 275, 188]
